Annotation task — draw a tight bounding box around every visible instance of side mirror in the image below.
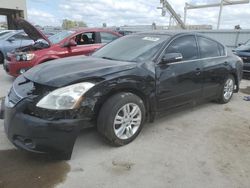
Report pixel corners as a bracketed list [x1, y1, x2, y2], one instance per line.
[238, 43, 242, 46]
[7, 37, 15, 42]
[63, 39, 77, 47]
[161, 53, 183, 64]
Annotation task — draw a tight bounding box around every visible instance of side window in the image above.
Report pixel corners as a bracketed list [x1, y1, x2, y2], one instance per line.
[165, 35, 199, 61]
[75, 32, 96, 45]
[198, 37, 220, 58]
[12, 32, 30, 40]
[100, 32, 118, 43]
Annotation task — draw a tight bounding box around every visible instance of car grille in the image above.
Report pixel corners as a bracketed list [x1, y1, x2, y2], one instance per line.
[8, 87, 23, 105]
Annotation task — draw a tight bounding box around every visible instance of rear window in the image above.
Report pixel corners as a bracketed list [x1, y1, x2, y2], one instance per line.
[198, 36, 220, 58]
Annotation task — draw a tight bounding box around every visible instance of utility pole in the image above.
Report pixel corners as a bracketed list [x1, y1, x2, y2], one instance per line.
[184, 3, 187, 25]
[158, 0, 186, 29]
[184, 0, 249, 30]
[217, 0, 224, 29]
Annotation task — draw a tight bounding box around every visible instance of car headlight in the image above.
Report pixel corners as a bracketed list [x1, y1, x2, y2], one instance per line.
[16, 53, 35, 61]
[36, 82, 95, 110]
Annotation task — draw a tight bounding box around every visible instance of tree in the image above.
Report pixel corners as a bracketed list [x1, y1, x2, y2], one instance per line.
[62, 19, 87, 29]
[77, 21, 87, 28]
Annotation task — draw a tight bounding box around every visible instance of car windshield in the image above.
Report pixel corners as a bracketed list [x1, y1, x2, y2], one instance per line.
[92, 34, 169, 62]
[236, 43, 250, 51]
[48, 30, 75, 44]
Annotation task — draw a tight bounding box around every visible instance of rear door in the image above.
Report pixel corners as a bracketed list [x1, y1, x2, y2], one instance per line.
[197, 36, 228, 99]
[156, 35, 203, 111]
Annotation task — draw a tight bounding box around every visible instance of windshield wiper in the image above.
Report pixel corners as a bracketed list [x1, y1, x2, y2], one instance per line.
[101, 56, 116, 60]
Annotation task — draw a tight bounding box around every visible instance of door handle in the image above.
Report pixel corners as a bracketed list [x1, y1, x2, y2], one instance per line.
[195, 68, 201, 76]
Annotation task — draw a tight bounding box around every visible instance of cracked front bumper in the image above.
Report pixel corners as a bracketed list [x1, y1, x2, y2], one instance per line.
[1, 96, 92, 159]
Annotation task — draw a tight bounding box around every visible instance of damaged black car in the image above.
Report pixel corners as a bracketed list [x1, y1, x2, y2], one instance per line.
[0, 32, 243, 159]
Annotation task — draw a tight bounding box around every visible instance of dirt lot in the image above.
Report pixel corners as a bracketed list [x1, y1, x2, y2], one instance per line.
[0, 66, 250, 188]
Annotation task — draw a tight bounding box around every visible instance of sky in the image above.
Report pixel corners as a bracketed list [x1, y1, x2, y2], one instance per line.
[5, 0, 250, 29]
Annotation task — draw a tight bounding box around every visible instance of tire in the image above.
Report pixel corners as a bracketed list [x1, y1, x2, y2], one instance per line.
[97, 92, 146, 146]
[0, 52, 4, 64]
[217, 75, 235, 104]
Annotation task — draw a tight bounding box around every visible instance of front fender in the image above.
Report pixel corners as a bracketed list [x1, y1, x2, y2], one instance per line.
[82, 73, 156, 122]
[36, 55, 60, 65]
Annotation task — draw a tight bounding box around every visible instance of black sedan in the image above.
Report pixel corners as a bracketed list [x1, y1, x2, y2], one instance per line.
[0, 31, 243, 159]
[233, 40, 250, 76]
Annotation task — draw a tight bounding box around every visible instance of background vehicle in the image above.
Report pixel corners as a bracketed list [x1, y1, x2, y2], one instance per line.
[0, 30, 33, 64]
[233, 40, 250, 77]
[4, 19, 122, 77]
[0, 32, 243, 159]
[0, 30, 13, 37]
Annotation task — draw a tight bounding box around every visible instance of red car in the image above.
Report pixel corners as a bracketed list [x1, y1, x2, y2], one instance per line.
[4, 19, 121, 77]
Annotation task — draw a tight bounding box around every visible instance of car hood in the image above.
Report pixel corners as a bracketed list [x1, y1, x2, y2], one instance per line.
[24, 56, 136, 87]
[15, 18, 51, 45]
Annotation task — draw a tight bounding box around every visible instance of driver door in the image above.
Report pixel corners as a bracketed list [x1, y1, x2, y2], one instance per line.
[155, 35, 203, 111]
[67, 32, 102, 56]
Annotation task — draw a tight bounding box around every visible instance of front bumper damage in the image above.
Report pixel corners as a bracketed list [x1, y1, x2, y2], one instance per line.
[0, 96, 92, 160]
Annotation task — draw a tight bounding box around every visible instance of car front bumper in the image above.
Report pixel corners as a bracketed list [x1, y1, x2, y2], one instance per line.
[1, 96, 92, 159]
[3, 60, 34, 77]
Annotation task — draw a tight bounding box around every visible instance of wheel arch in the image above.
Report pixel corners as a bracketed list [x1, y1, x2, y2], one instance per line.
[230, 72, 239, 92]
[36, 58, 58, 65]
[94, 87, 153, 123]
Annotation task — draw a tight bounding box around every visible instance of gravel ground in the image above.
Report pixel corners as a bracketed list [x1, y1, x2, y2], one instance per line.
[0, 66, 250, 188]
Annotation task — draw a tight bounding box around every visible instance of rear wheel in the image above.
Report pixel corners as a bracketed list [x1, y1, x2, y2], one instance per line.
[97, 92, 146, 146]
[0, 52, 4, 64]
[217, 75, 235, 104]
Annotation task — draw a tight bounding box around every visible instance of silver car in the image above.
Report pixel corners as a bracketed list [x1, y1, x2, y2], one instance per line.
[0, 30, 34, 64]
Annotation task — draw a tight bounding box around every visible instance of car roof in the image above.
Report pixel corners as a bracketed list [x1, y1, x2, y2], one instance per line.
[135, 30, 223, 43]
[70, 28, 120, 34]
[136, 30, 200, 36]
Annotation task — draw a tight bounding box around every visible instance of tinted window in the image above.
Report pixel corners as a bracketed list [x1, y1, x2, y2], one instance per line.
[165, 35, 199, 61]
[100, 32, 119, 43]
[198, 37, 220, 58]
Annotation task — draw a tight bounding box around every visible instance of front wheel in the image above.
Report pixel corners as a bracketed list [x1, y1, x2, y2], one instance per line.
[217, 75, 235, 104]
[97, 92, 146, 146]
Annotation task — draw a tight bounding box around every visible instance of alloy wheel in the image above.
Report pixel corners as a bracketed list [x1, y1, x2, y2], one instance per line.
[223, 78, 234, 100]
[113, 103, 142, 140]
